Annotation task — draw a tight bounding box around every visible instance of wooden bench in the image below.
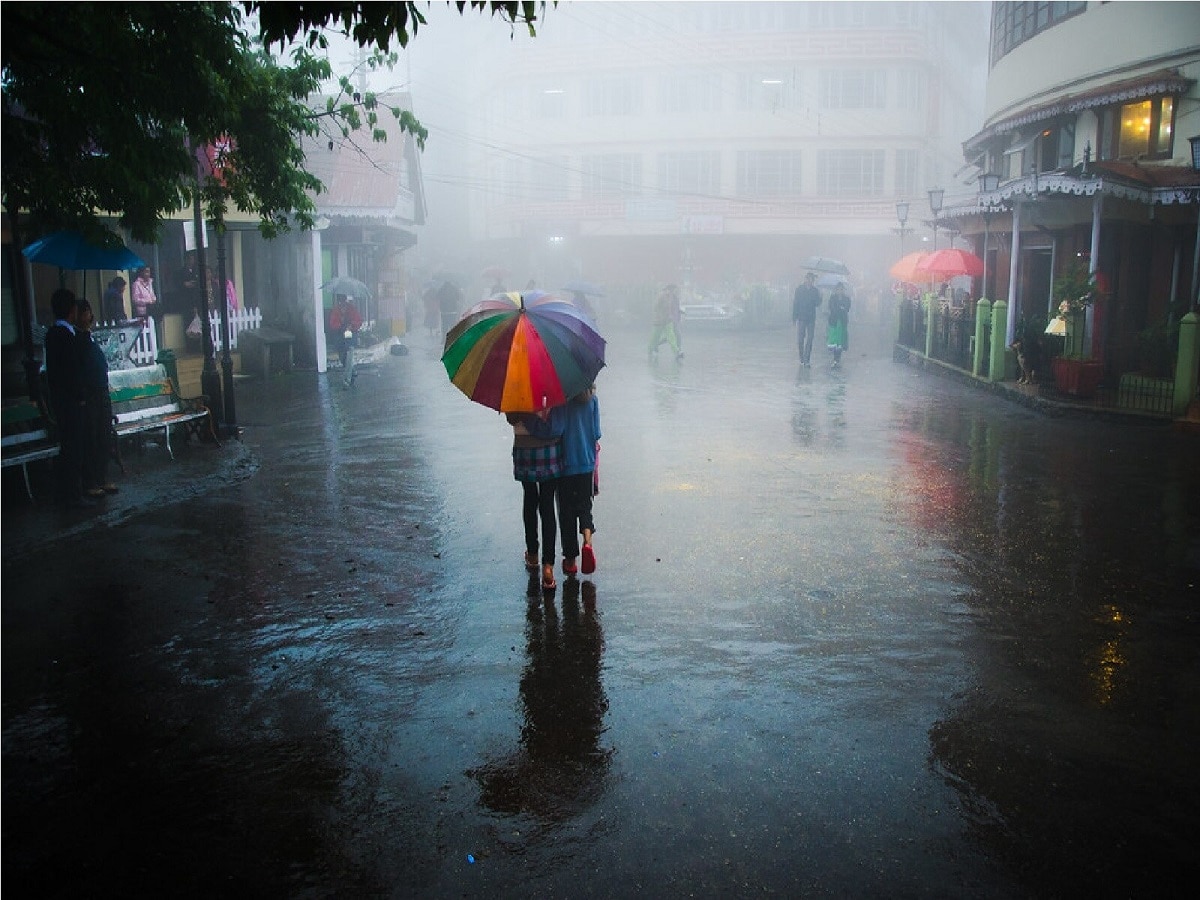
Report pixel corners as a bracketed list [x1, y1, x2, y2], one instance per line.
[2, 396, 59, 500]
[109, 364, 219, 468]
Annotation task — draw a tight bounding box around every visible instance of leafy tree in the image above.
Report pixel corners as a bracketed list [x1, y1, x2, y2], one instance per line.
[1, 1, 544, 247]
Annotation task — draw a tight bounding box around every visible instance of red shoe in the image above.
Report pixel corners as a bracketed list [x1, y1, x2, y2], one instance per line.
[581, 544, 596, 575]
[562, 558, 578, 576]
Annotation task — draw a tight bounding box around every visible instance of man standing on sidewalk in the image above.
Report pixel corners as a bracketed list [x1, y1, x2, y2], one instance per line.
[792, 271, 822, 367]
[45, 288, 91, 508]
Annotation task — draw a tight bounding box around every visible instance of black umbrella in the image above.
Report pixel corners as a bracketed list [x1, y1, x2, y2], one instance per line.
[320, 276, 372, 300]
[799, 256, 850, 276]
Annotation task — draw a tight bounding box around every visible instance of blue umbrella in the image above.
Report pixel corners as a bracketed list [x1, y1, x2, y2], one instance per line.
[21, 230, 145, 271]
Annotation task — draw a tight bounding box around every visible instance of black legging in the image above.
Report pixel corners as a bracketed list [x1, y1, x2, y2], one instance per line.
[522, 480, 558, 565]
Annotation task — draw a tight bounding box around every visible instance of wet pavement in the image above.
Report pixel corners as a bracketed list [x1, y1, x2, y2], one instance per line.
[4, 320, 1199, 898]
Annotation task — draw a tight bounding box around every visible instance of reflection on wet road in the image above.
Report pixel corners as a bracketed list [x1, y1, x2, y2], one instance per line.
[4, 322, 1198, 897]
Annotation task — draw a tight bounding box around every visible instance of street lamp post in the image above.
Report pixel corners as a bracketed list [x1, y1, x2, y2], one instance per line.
[928, 187, 945, 252]
[895, 200, 910, 256]
[1190, 136, 1200, 310]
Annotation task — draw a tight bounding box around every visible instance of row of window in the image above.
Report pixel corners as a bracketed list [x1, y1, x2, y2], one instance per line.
[992, 95, 1179, 178]
[990, 1, 1086, 67]
[531, 67, 926, 118]
[553, 1, 925, 40]
[497, 149, 922, 202]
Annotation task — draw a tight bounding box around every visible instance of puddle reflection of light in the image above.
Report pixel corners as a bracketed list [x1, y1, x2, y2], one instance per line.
[1091, 604, 1128, 705]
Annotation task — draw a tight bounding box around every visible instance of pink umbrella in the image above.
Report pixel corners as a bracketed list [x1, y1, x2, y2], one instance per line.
[915, 248, 984, 279]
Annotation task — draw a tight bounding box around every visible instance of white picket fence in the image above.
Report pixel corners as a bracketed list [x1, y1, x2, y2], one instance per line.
[97, 307, 263, 366]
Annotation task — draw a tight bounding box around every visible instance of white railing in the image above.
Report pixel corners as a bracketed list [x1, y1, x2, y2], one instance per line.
[96, 307, 262, 365]
[209, 306, 262, 351]
[98, 316, 159, 366]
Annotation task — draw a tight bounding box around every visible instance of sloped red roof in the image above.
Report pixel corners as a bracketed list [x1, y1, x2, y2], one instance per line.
[302, 92, 424, 222]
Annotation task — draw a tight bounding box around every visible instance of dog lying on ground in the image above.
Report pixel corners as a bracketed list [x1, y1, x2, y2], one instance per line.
[1011, 339, 1036, 385]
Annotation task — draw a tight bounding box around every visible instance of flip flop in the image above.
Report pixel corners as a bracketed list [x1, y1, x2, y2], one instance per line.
[524, 551, 538, 571]
[581, 544, 596, 575]
[541, 566, 557, 591]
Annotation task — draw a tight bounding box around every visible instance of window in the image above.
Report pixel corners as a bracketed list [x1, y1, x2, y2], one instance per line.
[582, 154, 642, 197]
[529, 156, 569, 202]
[736, 71, 799, 112]
[817, 150, 886, 196]
[583, 76, 642, 117]
[1100, 96, 1176, 161]
[658, 152, 721, 195]
[736, 150, 802, 197]
[895, 149, 918, 196]
[534, 87, 567, 119]
[896, 68, 923, 110]
[990, 2, 1087, 67]
[820, 69, 886, 110]
[659, 72, 722, 114]
[1038, 121, 1075, 171]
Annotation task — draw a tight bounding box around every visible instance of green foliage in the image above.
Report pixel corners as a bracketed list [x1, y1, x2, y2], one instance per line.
[1, 1, 535, 245]
[247, 1, 544, 51]
[1051, 261, 1099, 314]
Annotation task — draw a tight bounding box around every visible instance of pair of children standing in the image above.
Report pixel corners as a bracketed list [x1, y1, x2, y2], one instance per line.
[510, 386, 602, 591]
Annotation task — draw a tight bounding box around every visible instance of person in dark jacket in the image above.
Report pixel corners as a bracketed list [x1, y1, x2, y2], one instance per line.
[76, 298, 118, 497]
[792, 271, 822, 366]
[45, 288, 91, 507]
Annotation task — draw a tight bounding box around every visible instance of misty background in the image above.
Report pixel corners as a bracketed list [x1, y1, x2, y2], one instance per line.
[319, 1, 990, 326]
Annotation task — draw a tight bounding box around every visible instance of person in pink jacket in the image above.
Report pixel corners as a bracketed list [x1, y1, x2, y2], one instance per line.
[131, 266, 158, 321]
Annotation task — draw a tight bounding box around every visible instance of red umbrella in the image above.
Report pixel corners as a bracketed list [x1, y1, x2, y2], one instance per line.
[915, 248, 984, 279]
[888, 251, 932, 283]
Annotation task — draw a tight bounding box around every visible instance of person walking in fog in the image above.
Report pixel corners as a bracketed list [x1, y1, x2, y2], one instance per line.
[826, 282, 852, 369]
[508, 406, 566, 592]
[648, 284, 683, 360]
[792, 271, 822, 366]
[555, 385, 601, 577]
[328, 295, 363, 370]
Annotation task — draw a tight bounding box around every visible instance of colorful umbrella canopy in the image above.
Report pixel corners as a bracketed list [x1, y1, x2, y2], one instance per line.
[442, 292, 606, 413]
[888, 251, 932, 283]
[799, 256, 849, 276]
[915, 248, 984, 279]
[22, 230, 144, 271]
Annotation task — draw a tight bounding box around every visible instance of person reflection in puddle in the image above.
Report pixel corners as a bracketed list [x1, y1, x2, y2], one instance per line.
[472, 580, 610, 820]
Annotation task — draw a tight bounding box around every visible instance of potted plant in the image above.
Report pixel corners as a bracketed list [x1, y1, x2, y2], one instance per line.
[1048, 262, 1103, 397]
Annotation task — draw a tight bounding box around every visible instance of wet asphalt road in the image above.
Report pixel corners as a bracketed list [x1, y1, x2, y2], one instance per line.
[4, 319, 1199, 898]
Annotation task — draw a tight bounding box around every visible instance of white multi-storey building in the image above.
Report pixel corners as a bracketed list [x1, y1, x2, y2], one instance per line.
[429, 1, 988, 307]
[952, 1, 1200, 371]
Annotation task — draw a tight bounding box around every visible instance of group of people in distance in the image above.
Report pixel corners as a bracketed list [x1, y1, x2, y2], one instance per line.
[44, 288, 118, 508]
[507, 385, 602, 593]
[792, 271, 851, 369]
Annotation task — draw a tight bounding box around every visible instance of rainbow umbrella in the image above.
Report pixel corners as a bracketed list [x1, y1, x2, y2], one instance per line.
[442, 291, 606, 413]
